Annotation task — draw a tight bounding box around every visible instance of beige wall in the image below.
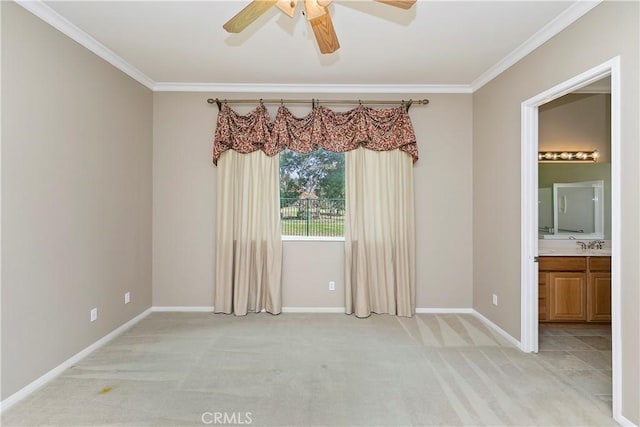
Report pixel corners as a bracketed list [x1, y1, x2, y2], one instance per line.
[152, 93, 473, 309]
[472, 1, 639, 423]
[282, 241, 345, 308]
[539, 93, 611, 162]
[1, 3, 153, 400]
[10, 0, 636, 420]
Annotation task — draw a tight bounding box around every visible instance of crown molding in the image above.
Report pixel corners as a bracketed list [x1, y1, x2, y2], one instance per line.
[15, 0, 155, 90]
[470, 0, 603, 92]
[17, 0, 601, 95]
[15, 0, 471, 95]
[152, 82, 473, 94]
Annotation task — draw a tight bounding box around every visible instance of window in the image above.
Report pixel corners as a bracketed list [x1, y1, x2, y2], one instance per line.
[279, 149, 345, 237]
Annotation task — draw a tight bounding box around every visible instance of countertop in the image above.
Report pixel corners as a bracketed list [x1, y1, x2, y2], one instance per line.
[538, 248, 611, 256]
[538, 240, 611, 256]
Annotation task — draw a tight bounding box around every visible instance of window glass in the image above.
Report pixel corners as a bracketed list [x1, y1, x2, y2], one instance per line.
[279, 149, 345, 237]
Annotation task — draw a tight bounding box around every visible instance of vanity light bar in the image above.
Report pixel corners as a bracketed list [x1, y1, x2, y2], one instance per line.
[538, 150, 599, 162]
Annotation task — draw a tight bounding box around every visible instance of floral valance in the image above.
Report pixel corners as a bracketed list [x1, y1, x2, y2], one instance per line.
[213, 103, 418, 165]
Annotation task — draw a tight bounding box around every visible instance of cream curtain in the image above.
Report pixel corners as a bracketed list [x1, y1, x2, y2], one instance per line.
[345, 148, 416, 317]
[214, 150, 282, 315]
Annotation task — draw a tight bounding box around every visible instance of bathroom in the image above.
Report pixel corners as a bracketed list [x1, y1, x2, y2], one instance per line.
[536, 76, 612, 405]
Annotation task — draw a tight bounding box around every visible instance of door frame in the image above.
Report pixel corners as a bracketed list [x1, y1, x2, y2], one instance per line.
[520, 57, 621, 418]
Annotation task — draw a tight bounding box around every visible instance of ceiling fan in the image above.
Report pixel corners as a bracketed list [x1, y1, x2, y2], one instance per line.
[223, 0, 416, 54]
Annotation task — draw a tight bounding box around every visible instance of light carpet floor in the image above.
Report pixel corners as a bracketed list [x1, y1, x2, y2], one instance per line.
[1, 313, 614, 426]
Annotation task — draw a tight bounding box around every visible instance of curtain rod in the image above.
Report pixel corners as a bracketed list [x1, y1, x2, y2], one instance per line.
[206, 97, 429, 111]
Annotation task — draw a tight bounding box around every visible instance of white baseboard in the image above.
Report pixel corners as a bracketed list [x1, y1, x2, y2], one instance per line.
[151, 306, 344, 314]
[415, 308, 474, 314]
[414, 308, 521, 350]
[0, 308, 152, 413]
[150, 307, 479, 315]
[472, 310, 521, 349]
[283, 308, 478, 315]
[615, 414, 637, 427]
[149, 307, 481, 316]
[281, 307, 345, 313]
[151, 306, 214, 312]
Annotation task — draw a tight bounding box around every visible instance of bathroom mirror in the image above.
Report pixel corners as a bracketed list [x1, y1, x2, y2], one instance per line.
[539, 180, 604, 239]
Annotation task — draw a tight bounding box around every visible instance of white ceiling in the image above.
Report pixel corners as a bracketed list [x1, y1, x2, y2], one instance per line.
[26, 1, 600, 91]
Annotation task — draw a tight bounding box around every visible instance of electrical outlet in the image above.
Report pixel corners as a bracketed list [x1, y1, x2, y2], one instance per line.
[124, 292, 131, 304]
[329, 281, 336, 291]
[90, 308, 98, 322]
[492, 294, 498, 306]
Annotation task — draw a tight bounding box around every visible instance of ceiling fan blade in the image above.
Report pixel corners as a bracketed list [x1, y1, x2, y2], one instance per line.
[310, 8, 340, 54]
[223, 0, 278, 33]
[275, 0, 297, 18]
[304, 0, 328, 20]
[374, 0, 416, 9]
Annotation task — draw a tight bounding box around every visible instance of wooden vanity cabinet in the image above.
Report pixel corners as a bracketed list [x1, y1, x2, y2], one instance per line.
[588, 257, 611, 322]
[548, 272, 587, 321]
[538, 272, 548, 321]
[538, 256, 610, 323]
[539, 257, 587, 321]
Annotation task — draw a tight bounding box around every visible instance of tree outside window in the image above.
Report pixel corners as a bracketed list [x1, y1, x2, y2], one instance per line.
[279, 149, 344, 237]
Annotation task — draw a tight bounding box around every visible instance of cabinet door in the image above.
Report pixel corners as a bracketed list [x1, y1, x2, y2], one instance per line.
[588, 273, 611, 322]
[549, 272, 587, 321]
[589, 257, 611, 272]
[538, 272, 548, 321]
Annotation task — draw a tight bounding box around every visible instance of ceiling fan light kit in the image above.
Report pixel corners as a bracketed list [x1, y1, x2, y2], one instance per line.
[223, 0, 416, 54]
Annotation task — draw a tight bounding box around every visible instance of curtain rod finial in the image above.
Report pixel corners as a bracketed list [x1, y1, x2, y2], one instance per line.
[405, 100, 413, 112]
[207, 98, 223, 111]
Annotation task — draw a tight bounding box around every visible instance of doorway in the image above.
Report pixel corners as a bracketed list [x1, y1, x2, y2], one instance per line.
[537, 77, 613, 410]
[520, 57, 622, 421]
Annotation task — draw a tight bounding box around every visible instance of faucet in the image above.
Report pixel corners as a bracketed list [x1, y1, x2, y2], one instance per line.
[576, 240, 605, 251]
